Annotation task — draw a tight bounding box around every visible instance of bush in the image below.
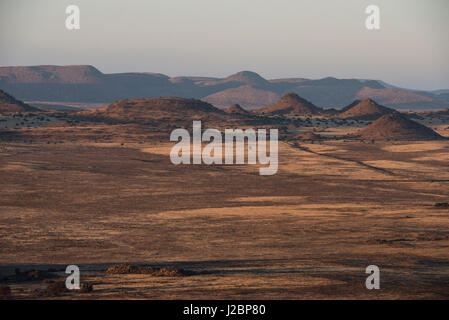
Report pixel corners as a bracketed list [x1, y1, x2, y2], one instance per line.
[45, 281, 67, 296]
[0, 286, 11, 298]
[105, 263, 138, 274]
[153, 267, 184, 277]
[105, 263, 188, 277]
[80, 283, 94, 293]
[434, 202, 449, 208]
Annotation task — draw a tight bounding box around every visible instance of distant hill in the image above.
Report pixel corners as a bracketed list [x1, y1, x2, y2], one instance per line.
[431, 91, 449, 105]
[0, 65, 104, 84]
[354, 87, 441, 110]
[434, 109, 449, 116]
[357, 113, 444, 141]
[256, 93, 323, 116]
[0, 65, 174, 102]
[0, 89, 40, 113]
[337, 98, 397, 120]
[205, 71, 272, 88]
[202, 85, 280, 109]
[77, 97, 230, 124]
[1, 65, 448, 110]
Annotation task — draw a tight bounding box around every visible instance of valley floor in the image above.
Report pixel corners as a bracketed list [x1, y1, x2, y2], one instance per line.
[0, 128, 449, 299]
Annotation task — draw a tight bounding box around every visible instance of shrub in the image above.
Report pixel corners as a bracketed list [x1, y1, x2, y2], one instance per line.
[80, 283, 94, 293]
[45, 281, 67, 296]
[434, 202, 449, 208]
[105, 263, 188, 277]
[0, 286, 11, 298]
[106, 263, 138, 274]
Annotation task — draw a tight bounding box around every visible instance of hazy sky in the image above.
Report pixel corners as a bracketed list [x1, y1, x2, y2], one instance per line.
[1, 0, 448, 90]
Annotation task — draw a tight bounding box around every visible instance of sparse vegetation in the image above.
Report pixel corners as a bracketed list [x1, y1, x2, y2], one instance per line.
[1, 87, 449, 299]
[106, 264, 189, 277]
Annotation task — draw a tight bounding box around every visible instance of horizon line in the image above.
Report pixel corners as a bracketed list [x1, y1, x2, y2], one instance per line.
[1, 63, 448, 92]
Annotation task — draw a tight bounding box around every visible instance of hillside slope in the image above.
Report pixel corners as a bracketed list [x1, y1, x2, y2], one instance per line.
[357, 113, 444, 141]
[0, 89, 40, 113]
[256, 93, 323, 116]
[337, 99, 397, 120]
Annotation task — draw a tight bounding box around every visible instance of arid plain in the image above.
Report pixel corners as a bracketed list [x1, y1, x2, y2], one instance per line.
[1, 101, 449, 299]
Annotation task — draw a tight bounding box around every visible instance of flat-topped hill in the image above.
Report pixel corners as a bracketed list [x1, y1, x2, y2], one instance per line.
[77, 97, 230, 124]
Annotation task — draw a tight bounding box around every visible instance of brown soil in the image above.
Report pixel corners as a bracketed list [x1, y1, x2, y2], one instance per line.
[293, 132, 322, 141]
[1, 102, 449, 300]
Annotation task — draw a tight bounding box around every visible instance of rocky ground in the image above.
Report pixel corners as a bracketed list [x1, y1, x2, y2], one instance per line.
[1, 119, 448, 299]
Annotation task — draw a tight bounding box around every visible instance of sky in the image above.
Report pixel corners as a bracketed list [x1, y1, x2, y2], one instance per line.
[0, 0, 448, 90]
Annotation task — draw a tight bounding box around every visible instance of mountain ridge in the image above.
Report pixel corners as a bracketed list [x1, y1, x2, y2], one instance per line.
[1, 65, 447, 111]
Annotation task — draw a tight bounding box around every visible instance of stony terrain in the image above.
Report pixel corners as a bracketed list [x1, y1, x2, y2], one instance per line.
[1, 92, 448, 299]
